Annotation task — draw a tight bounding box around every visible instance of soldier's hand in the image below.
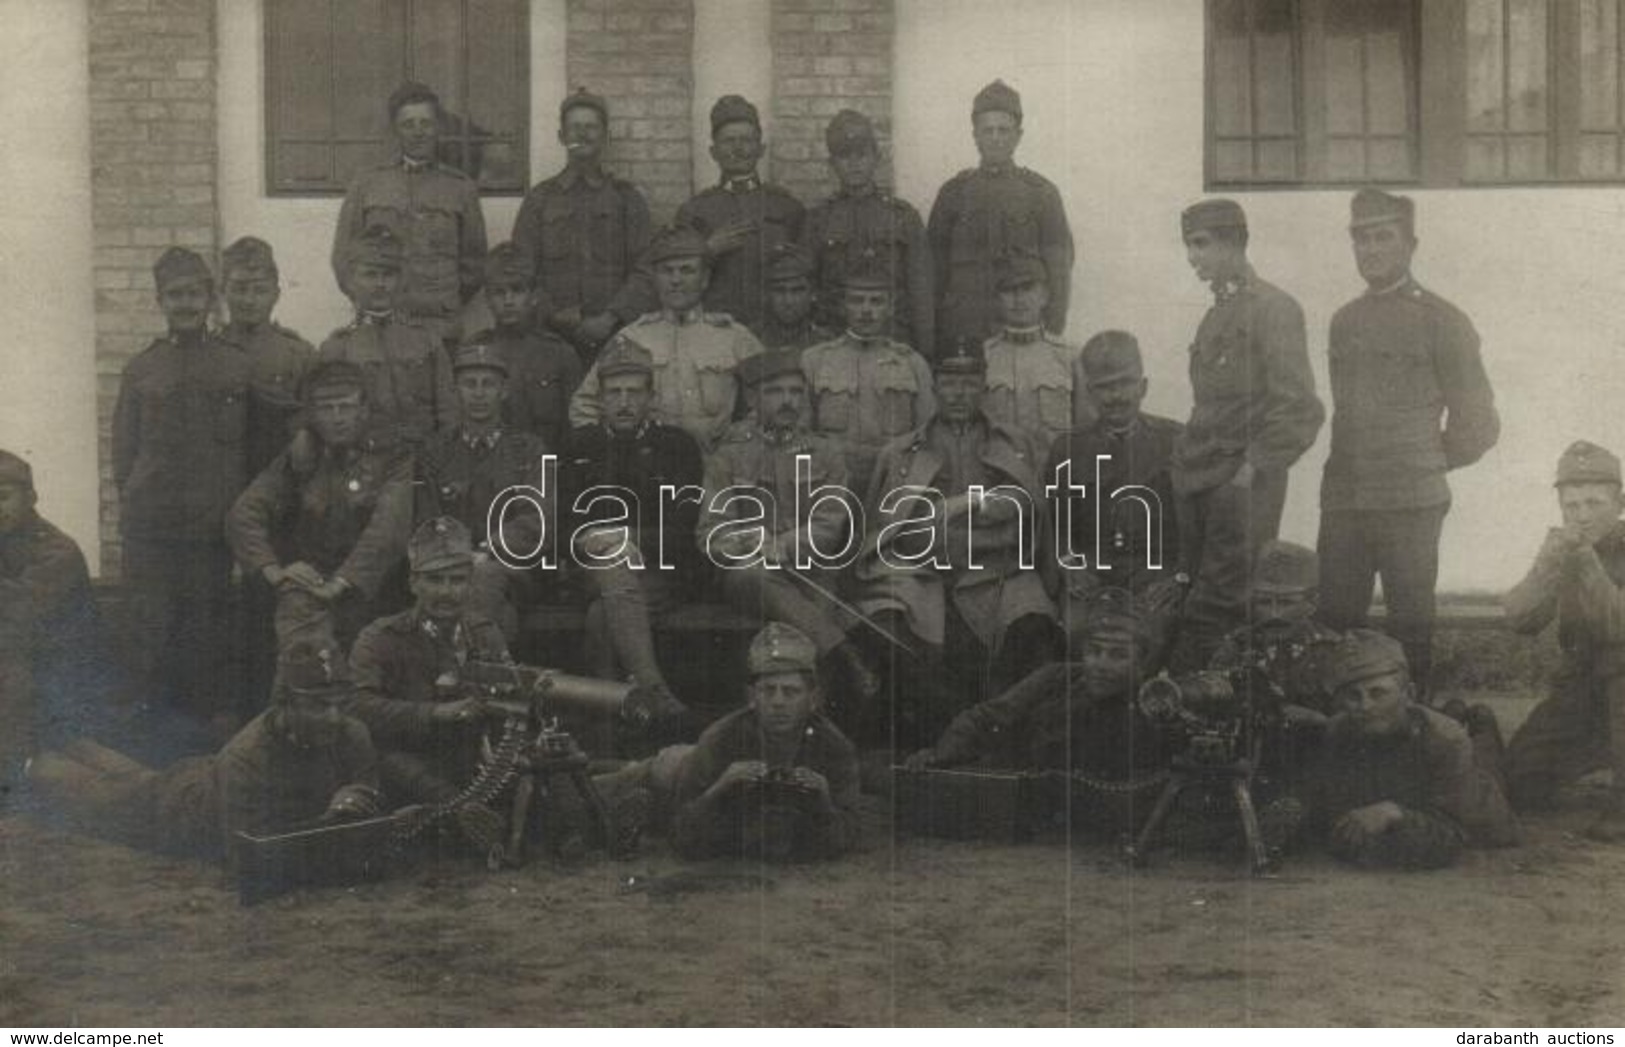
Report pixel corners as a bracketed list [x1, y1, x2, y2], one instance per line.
[310, 576, 350, 603]
[577, 311, 619, 348]
[789, 767, 831, 803]
[576, 526, 624, 559]
[706, 219, 756, 257]
[902, 748, 941, 771]
[261, 564, 288, 588]
[1331, 801, 1404, 851]
[1228, 461, 1256, 490]
[281, 561, 326, 593]
[431, 698, 488, 725]
[718, 760, 768, 789]
[324, 784, 382, 821]
[548, 306, 584, 335]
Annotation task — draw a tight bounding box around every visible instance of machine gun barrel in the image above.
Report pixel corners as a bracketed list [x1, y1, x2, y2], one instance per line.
[461, 660, 635, 718]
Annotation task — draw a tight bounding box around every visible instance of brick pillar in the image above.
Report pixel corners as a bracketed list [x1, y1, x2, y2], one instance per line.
[88, 0, 219, 575]
[566, 0, 695, 224]
[770, 0, 895, 206]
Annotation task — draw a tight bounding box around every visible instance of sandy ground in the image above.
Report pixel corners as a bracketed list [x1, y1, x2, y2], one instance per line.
[2, 693, 1622, 1028]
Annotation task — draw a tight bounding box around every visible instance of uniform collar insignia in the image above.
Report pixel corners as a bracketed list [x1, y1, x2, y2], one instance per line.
[723, 174, 761, 193]
[401, 155, 433, 173]
[1002, 325, 1044, 344]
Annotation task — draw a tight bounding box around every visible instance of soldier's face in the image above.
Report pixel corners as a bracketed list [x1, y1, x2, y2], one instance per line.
[350, 261, 402, 313]
[755, 374, 808, 429]
[1351, 219, 1416, 288]
[455, 368, 507, 426]
[750, 670, 818, 737]
[1183, 230, 1244, 283]
[654, 257, 708, 312]
[222, 270, 280, 327]
[829, 145, 878, 191]
[972, 111, 1022, 166]
[1080, 634, 1138, 696]
[996, 279, 1048, 328]
[843, 287, 892, 337]
[411, 563, 473, 620]
[487, 280, 534, 328]
[1559, 482, 1625, 545]
[711, 121, 764, 177]
[0, 482, 34, 534]
[393, 101, 439, 162]
[1335, 670, 1413, 737]
[935, 372, 985, 424]
[602, 372, 655, 434]
[766, 278, 814, 325]
[308, 388, 367, 447]
[274, 695, 343, 749]
[559, 106, 607, 164]
[1250, 588, 1316, 625]
[157, 277, 213, 334]
[1086, 373, 1147, 430]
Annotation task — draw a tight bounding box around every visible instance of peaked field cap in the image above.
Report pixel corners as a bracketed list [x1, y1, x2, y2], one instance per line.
[1075, 586, 1159, 648]
[451, 339, 509, 376]
[348, 224, 405, 268]
[826, 108, 877, 153]
[388, 80, 440, 119]
[1320, 628, 1409, 692]
[748, 622, 818, 676]
[561, 85, 609, 123]
[710, 94, 761, 134]
[221, 236, 278, 278]
[0, 450, 33, 490]
[1251, 539, 1319, 595]
[973, 79, 1022, 120]
[934, 338, 987, 375]
[1349, 187, 1415, 231]
[300, 359, 368, 402]
[276, 641, 350, 695]
[765, 242, 814, 284]
[1181, 198, 1247, 237]
[1079, 330, 1144, 383]
[994, 249, 1047, 290]
[409, 516, 474, 573]
[646, 225, 709, 265]
[153, 246, 212, 290]
[597, 338, 655, 380]
[484, 241, 532, 286]
[1555, 439, 1623, 487]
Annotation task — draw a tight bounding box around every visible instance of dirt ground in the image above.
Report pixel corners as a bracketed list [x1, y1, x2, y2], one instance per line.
[1, 692, 1622, 1029]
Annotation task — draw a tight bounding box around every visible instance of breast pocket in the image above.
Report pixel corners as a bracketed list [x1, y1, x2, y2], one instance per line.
[414, 205, 457, 255]
[1001, 208, 1039, 251]
[816, 390, 855, 434]
[698, 363, 736, 416]
[1374, 344, 1436, 409]
[876, 370, 922, 436]
[541, 204, 577, 261]
[1192, 330, 1248, 401]
[1036, 386, 1072, 433]
[214, 389, 246, 444]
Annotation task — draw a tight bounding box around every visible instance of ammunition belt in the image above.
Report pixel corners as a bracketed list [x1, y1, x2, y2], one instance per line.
[1052, 768, 1172, 795]
[389, 714, 531, 850]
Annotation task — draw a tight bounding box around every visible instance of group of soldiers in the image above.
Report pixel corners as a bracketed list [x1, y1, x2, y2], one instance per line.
[3, 75, 1623, 873]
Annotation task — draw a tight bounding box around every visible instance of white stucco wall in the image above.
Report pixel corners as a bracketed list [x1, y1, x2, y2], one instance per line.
[895, 0, 1625, 593]
[0, 0, 99, 563]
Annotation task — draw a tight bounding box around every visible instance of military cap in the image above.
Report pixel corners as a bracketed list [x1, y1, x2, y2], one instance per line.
[710, 94, 761, 135]
[299, 359, 368, 403]
[1349, 188, 1415, 232]
[1251, 539, 1319, 596]
[825, 108, 877, 155]
[452, 338, 509, 376]
[275, 641, 350, 697]
[597, 337, 655, 380]
[1181, 198, 1248, 237]
[934, 338, 987, 376]
[1320, 628, 1409, 693]
[409, 516, 474, 573]
[1555, 440, 1623, 487]
[646, 225, 709, 266]
[387, 80, 440, 121]
[1079, 330, 1145, 384]
[483, 241, 533, 288]
[347, 224, 405, 270]
[152, 247, 212, 291]
[994, 249, 1047, 291]
[221, 236, 279, 280]
[765, 242, 814, 286]
[736, 348, 804, 388]
[972, 79, 1022, 122]
[0, 450, 33, 490]
[748, 622, 818, 677]
[560, 85, 609, 125]
[843, 248, 893, 290]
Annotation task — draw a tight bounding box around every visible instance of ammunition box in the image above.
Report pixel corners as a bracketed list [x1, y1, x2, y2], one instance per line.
[892, 767, 1037, 843]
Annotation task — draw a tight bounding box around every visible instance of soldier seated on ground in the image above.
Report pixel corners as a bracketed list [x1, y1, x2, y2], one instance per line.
[27, 643, 382, 866]
[598, 623, 861, 862]
[1503, 440, 1625, 841]
[1302, 629, 1517, 869]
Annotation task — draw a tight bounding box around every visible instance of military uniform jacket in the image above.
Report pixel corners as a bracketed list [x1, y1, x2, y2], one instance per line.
[1505, 521, 1625, 680]
[672, 706, 861, 860]
[563, 422, 705, 578]
[226, 436, 413, 599]
[803, 186, 934, 355]
[982, 328, 1090, 451]
[1173, 266, 1324, 495]
[0, 510, 91, 657]
[1323, 277, 1499, 511]
[111, 333, 251, 541]
[491, 325, 584, 452]
[1308, 705, 1517, 866]
[1045, 412, 1184, 594]
[857, 416, 1054, 649]
[318, 316, 455, 449]
[676, 178, 805, 330]
[416, 428, 553, 557]
[699, 421, 852, 555]
[510, 164, 657, 325]
[331, 159, 488, 320]
[801, 332, 936, 487]
[926, 163, 1074, 347]
[570, 309, 762, 452]
[218, 319, 314, 476]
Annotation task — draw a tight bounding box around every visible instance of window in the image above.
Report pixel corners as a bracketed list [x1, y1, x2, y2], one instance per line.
[265, 0, 529, 195]
[1206, 0, 1625, 187]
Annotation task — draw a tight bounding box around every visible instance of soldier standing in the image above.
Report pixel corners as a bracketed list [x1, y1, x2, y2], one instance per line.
[511, 87, 656, 359]
[756, 243, 835, 352]
[927, 80, 1073, 350]
[803, 109, 933, 356]
[112, 248, 249, 722]
[217, 236, 314, 477]
[570, 226, 763, 452]
[1319, 190, 1499, 695]
[981, 250, 1090, 451]
[676, 95, 805, 330]
[800, 266, 935, 487]
[331, 82, 487, 345]
[480, 242, 583, 453]
[1171, 200, 1323, 669]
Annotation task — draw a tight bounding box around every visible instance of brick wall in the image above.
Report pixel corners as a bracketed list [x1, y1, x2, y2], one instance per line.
[88, 0, 218, 575]
[566, 0, 695, 224]
[770, 0, 895, 207]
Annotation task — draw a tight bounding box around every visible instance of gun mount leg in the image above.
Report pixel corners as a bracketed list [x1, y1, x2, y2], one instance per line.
[504, 773, 536, 868]
[1231, 778, 1274, 876]
[1126, 774, 1185, 867]
[569, 768, 613, 854]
